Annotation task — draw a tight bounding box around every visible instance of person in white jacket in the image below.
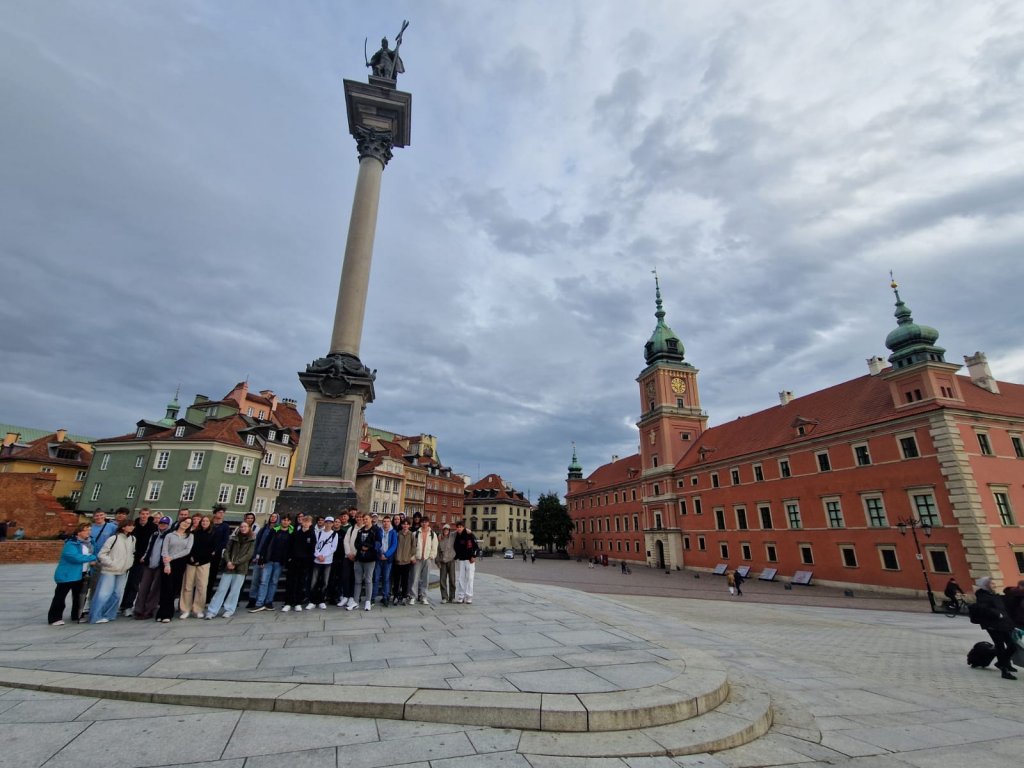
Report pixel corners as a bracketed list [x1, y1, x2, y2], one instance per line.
[89, 519, 136, 624]
[337, 512, 363, 608]
[411, 519, 438, 605]
[308, 517, 339, 609]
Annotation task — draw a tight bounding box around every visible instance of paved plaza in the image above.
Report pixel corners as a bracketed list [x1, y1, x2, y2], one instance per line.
[0, 560, 1018, 767]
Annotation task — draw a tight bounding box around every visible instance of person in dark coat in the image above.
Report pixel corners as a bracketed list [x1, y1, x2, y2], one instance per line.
[283, 515, 316, 611]
[974, 576, 1017, 680]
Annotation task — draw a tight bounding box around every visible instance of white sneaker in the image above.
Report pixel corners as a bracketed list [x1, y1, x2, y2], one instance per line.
[317, 603, 326, 610]
[95, 618, 109, 624]
[420, 598, 430, 606]
[346, 598, 357, 609]
[195, 612, 205, 619]
[50, 620, 65, 626]
[364, 601, 371, 611]
[204, 613, 213, 620]
[281, 605, 291, 612]
[336, 600, 346, 607]
[346, 601, 356, 611]
[455, 598, 464, 603]
[294, 605, 303, 612]
[305, 602, 315, 610]
[466, 598, 472, 604]
[123, 609, 133, 618]
[179, 612, 190, 619]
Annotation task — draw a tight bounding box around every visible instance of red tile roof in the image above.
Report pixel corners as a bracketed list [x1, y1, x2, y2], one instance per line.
[0, 433, 91, 467]
[94, 414, 255, 449]
[582, 454, 642, 487]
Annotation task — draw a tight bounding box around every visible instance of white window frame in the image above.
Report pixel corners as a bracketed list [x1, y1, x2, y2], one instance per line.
[75, 469, 87, 481]
[824, 497, 844, 528]
[897, 433, 920, 459]
[135, 455, 145, 468]
[99, 454, 111, 471]
[785, 501, 801, 529]
[181, 481, 198, 503]
[852, 443, 871, 467]
[816, 451, 831, 472]
[90, 483, 102, 501]
[125, 485, 136, 500]
[263, 452, 274, 465]
[240, 457, 254, 475]
[145, 480, 163, 502]
[863, 495, 888, 527]
[258, 474, 270, 489]
[224, 455, 238, 473]
[188, 451, 205, 471]
[217, 484, 232, 504]
[246, 434, 256, 446]
[234, 486, 247, 505]
[253, 497, 265, 514]
[174, 426, 186, 438]
[279, 454, 288, 468]
[273, 476, 284, 490]
[909, 489, 940, 527]
[154, 450, 170, 470]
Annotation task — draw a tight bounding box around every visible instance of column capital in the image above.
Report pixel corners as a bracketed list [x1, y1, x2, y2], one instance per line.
[353, 126, 394, 167]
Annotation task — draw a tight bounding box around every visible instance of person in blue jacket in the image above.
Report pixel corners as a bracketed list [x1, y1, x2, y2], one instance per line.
[48, 524, 97, 626]
[374, 517, 398, 606]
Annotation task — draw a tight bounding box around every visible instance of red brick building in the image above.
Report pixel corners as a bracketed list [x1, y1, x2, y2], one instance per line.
[567, 279, 1024, 595]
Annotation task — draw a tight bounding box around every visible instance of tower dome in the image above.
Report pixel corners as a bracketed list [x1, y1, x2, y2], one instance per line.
[645, 272, 685, 365]
[884, 279, 945, 370]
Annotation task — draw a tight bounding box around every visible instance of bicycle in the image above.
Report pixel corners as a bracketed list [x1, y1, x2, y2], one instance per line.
[941, 595, 967, 617]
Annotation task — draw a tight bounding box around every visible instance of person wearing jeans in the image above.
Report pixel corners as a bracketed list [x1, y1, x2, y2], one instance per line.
[250, 515, 293, 611]
[435, 524, 456, 603]
[207, 521, 255, 618]
[411, 519, 437, 604]
[90, 519, 136, 623]
[349, 515, 381, 611]
[246, 512, 278, 609]
[374, 518, 397, 605]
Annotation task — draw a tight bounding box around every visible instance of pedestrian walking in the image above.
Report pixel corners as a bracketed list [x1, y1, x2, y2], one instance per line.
[973, 576, 1017, 680]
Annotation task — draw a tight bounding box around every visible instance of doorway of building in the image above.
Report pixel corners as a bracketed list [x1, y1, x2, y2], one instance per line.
[655, 540, 665, 570]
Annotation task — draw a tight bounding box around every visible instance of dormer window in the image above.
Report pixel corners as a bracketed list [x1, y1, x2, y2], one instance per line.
[246, 434, 256, 446]
[174, 426, 186, 438]
[282, 434, 289, 445]
[268, 430, 277, 441]
[136, 427, 145, 438]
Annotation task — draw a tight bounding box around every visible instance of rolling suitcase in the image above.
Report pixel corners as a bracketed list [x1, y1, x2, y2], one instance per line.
[967, 641, 996, 668]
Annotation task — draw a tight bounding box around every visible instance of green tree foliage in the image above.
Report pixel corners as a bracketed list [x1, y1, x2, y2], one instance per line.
[530, 492, 573, 552]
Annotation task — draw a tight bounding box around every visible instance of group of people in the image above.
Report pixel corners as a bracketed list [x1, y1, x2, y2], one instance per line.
[47, 505, 481, 626]
[966, 575, 1024, 680]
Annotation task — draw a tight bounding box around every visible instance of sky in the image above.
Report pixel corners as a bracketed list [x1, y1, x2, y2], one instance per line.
[2, 1, 1023, 501]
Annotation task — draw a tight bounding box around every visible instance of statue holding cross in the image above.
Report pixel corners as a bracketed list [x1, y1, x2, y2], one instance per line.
[366, 20, 409, 82]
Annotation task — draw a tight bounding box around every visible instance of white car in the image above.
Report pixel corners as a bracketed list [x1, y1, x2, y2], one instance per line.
[503, 549, 516, 559]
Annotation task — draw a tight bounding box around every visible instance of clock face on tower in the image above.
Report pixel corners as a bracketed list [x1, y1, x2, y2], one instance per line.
[671, 377, 686, 395]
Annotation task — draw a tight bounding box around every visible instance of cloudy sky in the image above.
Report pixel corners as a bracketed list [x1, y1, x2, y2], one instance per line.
[2, 1, 1023, 500]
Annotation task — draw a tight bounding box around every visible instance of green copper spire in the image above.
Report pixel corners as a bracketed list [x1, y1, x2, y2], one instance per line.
[567, 443, 583, 480]
[884, 276, 945, 370]
[644, 270, 685, 365]
[160, 385, 182, 426]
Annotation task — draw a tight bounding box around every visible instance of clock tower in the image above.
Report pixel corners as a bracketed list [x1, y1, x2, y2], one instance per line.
[636, 274, 707, 472]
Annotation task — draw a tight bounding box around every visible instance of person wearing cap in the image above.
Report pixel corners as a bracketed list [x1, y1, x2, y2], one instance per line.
[307, 516, 338, 609]
[435, 523, 457, 603]
[132, 516, 173, 619]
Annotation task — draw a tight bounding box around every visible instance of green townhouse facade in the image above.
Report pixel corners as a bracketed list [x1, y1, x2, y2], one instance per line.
[82, 396, 296, 521]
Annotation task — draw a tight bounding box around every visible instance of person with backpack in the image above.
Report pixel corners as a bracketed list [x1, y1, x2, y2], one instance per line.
[308, 517, 339, 609]
[972, 576, 1017, 680]
[89, 518, 136, 623]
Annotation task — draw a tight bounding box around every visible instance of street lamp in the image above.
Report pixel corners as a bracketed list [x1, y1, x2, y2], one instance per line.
[897, 517, 935, 611]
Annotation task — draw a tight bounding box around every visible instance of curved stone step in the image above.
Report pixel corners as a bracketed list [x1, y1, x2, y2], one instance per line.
[517, 683, 772, 758]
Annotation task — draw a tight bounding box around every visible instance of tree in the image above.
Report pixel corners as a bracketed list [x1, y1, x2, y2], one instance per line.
[530, 493, 573, 553]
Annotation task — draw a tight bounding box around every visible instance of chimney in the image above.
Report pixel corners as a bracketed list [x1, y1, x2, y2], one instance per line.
[779, 391, 794, 406]
[611, 454, 619, 462]
[193, 394, 209, 404]
[56, 429, 68, 443]
[964, 352, 1000, 394]
[866, 356, 886, 375]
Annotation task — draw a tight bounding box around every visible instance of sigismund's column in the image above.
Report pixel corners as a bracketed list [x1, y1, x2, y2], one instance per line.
[276, 31, 411, 519]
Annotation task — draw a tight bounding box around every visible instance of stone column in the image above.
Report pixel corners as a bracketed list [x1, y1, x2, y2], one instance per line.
[275, 77, 411, 520]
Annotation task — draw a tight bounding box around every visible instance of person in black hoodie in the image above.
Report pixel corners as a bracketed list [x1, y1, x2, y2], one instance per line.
[206, 506, 232, 603]
[121, 508, 157, 615]
[246, 512, 279, 609]
[250, 514, 293, 611]
[180, 515, 216, 618]
[283, 515, 316, 612]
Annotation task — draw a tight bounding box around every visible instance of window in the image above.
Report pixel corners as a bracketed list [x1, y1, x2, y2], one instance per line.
[99, 454, 111, 470]
[217, 484, 232, 504]
[715, 508, 726, 530]
[753, 464, 764, 482]
[927, 547, 951, 574]
[853, 444, 871, 466]
[735, 507, 748, 530]
[994, 491, 1015, 526]
[786, 502, 801, 529]
[135, 455, 145, 468]
[279, 454, 289, 468]
[253, 498, 265, 515]
[39, 466, 53, 473]
[864, 496, 887, 527]
[90, 484, 102, 501]
[258, 474, 270, 489]
[274, 476, 284, 490]
[240, 457, 254, 476]
[825, 498, 844, 528]
[267, 430, 277, 441]
[652, 455, 659, 468]
[719, 543, 729, 559]
[136, 427, 145, 438]
[174, 426, 186, 438]
[154, 451, 170, 470]
[679, 499, 687, 516]
[977, 433, 993, 456]
[1015, 549, 1024, 574]
[779, 459, 791, 478]
[741, 543, 751, 560]
[691, 476, 698, 486]
[234, 486, 247, 505]
[912, 493, 940, 527]
[765, 544, 778, 562]
[75, 469, 87, 481]
[246, 434, 256, 446]
[899, 435, 920, 459]
[224, 455, 238, 473]
[759, 505, 773, 529]
[259, 410, 266, 419]
[816, 451, 831, 472]
[263, 452, 274, 465]
[188, 451, 205, 471]
[711, 472, 720, 488]
[683, 535, 691, 550]
[145, 480, 162, 501]
[181, 481, 197, 502]
[282, 434, 290, 445]
[840, 546, 857, 567]
[70, 490, 82, 502]
[693, 498, 702, 515]
[654, 513, 663, 529]
[652, 484, 660, 496]
[1012, 436, 1024, 459]
[247, 407, 254, 416]
[879, 547, 899, 570]
[632, 514, 639, 530]
[800, 545, 813, 565]
[698, 536, 706, 551]
[730, 468, 740, 485]
[124, 485, 135, 499]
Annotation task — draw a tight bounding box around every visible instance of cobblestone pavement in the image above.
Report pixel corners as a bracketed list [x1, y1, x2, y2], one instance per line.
[0, 562, 1019, 768]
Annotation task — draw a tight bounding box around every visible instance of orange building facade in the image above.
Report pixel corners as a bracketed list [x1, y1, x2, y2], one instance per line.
[567, 279, 1024, 595]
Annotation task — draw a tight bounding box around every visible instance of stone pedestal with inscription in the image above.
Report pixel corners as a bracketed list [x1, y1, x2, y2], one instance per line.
[274, 75, 411, 518]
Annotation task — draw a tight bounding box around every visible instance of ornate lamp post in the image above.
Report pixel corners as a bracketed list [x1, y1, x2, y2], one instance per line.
[897, 517, 936, 611]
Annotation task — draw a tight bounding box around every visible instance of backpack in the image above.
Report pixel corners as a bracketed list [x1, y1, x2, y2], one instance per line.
[967, 641, 996, 669]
